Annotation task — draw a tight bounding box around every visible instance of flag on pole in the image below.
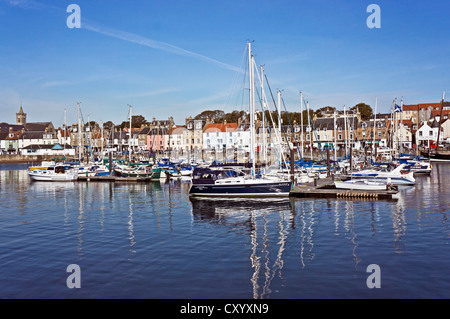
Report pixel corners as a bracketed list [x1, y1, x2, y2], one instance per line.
[394, 104, 402, 112]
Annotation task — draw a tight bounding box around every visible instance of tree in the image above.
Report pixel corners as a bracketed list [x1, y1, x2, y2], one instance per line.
[103, 121, 115, 131]
[351, 103, 373, 120]
[118, 115, 148, 129]
[315, 106, 336, 117]
[84, 121, 99, 128]
[194, 110, 225, 123]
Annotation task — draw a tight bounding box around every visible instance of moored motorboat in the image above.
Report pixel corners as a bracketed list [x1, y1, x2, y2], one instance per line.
[27, 165, 78, 181]
[351, 164, 415, 185]
[334, 179, 391, 191]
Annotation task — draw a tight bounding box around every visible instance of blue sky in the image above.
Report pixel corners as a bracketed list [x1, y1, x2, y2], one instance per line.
[0, 0, 449, 127]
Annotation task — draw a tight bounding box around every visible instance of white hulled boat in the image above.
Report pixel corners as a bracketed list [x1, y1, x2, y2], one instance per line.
[28, 165, 78, 181]
[334, 179, 391, 191]
[351, 163, 415, 185]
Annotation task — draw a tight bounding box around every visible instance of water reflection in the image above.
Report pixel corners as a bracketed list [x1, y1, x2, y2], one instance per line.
[1, 164, 449, 298]
[190, 197, 293, 298]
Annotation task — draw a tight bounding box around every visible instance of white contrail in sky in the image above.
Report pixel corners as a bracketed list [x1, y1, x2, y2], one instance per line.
[3, 0, 243, 73]
[82, 21, 243, 73]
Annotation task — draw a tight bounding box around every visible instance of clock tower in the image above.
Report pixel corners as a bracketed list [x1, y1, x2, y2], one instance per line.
[16, 105, 27, 125]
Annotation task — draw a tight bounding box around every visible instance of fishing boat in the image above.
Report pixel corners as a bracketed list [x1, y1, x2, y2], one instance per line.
[189, 42, 292, 197]
[28, 161, 57, 171]
[114, 164, 161, 179]
[28, 165, 78, 181]
[351, 163, 415, 185]
[114, 164, 152, 177]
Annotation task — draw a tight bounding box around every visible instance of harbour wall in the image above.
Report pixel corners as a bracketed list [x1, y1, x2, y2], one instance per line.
[0, 155, 65, 163]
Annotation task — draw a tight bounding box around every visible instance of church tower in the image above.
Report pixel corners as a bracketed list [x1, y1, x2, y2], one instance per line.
[16, 105, 27, 125]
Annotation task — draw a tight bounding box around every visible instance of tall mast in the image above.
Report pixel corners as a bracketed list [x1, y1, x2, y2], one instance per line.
[277, 90, 282, 141]
[343, 106, 348, 159]
[300, 91, 304, 159]
[400, 97, 404, 155]
[260, 65, 267, 166]
[63, 107, 66, 159]
[306, 101, 312, 160]
[393, 98, 398, 158]
[128, 104, 132, 163]
[436, 91, 445, 152]
[101, 120, 104, 161]
[248, 42, 255, 177]
[333, 109, 337, 161]
[77, 102, 82, 163]
[373, 97, 378, 162]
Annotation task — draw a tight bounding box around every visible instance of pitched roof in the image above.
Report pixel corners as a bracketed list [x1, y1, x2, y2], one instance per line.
[21, 131, 44, 139]
[403, 103, 442, 112]
[138, 127, 151, 135]
[170, 126, 187, 134]
[24, 122, 53, 131]
[203, 123, 238, 133]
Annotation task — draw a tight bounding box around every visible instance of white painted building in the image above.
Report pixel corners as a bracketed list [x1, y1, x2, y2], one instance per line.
[202, 123, 238, 150]
[416, 120, 443, 147]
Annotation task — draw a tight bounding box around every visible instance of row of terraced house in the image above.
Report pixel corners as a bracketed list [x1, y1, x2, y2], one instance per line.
[2, 102, 450, 157]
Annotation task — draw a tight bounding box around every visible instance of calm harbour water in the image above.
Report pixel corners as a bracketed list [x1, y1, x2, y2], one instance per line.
[0, 163, 448, 299]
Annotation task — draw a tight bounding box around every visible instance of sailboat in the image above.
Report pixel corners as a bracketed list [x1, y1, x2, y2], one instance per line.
[189, 42, 292, 197]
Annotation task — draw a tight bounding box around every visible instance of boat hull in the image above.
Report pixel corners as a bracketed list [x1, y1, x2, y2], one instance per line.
[189, 181, 292, 197]
[334, 180, 387, 191]
[421, 151, 450, 162]
[351, 175, 414, 185]
[28, 172, 78, 181]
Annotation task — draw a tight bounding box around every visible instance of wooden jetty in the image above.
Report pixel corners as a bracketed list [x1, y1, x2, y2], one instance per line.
[289, 176, 398, 200]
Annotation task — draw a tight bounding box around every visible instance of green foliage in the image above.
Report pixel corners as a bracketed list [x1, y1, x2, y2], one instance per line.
[118, 115, 148, 129]
[351, 103, 373, 120]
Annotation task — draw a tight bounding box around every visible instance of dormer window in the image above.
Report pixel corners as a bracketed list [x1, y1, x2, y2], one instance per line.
[361, 122, 367, 130]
